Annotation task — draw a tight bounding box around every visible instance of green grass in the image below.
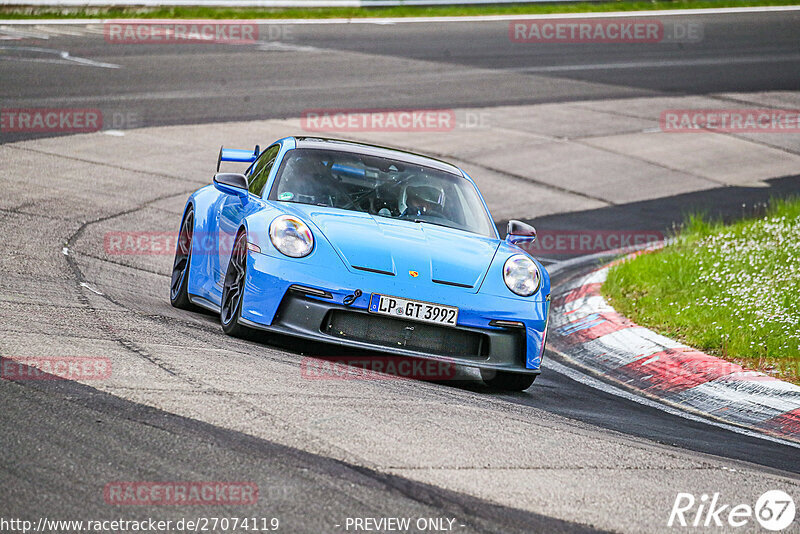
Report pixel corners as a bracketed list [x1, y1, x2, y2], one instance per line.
[0, 0, 796, 19]
[603, 197, 800, 384]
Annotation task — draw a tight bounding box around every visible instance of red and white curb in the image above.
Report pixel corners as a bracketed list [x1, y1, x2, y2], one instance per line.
[549, 259, 800, 444]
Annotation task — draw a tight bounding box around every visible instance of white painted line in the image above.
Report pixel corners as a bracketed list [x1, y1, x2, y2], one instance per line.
[80, 282, 104, 295]
[510, 54, 800, 74]
[58, 51, 120, 68]
[543, 356, 800, 449]
[33, 24, 85, 35]
[0, 26, 51, 39]
[1, 5, 799, 25]
[0, 45, 120, 68]
[256, 41, 321, 52]
[81, 25, 110, 34]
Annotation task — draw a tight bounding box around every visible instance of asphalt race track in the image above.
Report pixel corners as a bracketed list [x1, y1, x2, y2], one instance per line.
[1, 9, 800, 533]
[2, 10, 800, 142]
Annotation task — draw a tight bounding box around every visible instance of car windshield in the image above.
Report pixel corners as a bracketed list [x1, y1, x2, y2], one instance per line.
[268, 148, 496, 237]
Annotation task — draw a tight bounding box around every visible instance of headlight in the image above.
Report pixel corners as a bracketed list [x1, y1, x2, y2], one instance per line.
[503, 254, 540, 296]
[269, 215, 314, 258]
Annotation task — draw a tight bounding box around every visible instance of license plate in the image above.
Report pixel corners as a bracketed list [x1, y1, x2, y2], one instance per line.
[368, 294, 458, 327]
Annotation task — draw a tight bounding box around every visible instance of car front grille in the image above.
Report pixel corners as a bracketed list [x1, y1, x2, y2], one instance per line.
[323, 310, 488, 359]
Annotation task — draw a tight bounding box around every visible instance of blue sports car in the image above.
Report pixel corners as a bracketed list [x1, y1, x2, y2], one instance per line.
[170, 137, 550, 391]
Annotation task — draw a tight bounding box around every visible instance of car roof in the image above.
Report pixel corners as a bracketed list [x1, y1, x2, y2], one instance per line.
[292, 137, 463, 176]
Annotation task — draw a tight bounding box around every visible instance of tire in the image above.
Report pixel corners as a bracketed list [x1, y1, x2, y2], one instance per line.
[220, 230, 251, 337]
[480, 369, 536, 392]
[170, 207, 197, 310]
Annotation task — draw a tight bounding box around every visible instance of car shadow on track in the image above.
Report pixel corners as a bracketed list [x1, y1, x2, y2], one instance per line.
[247, 327, 511, 392]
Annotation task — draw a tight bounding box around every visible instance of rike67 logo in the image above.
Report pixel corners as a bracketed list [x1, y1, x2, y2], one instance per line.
[669, 490, 795, 531]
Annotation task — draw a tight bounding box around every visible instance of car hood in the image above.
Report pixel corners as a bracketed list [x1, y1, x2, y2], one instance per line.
[283, 204, 500, 291]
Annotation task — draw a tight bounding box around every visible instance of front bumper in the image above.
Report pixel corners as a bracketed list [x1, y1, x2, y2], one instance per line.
[240, 291, 538, 374]
[239, 249, 549, 372]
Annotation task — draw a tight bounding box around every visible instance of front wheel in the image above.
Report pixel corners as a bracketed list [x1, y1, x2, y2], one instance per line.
[481, 369, 536, 392]
[170, 207, 196, 310]
[220, 230, 251, 338]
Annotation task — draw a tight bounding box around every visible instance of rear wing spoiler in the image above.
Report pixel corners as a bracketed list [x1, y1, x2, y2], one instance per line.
[217, 145, 260, 172]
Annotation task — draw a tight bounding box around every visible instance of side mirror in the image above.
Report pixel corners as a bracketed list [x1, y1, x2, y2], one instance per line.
[506, 220, 536, 247]
[213, 173, 248, 200]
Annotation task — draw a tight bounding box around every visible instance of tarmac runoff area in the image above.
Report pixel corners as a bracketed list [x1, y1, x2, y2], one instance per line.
[2, 91, 800, 533]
